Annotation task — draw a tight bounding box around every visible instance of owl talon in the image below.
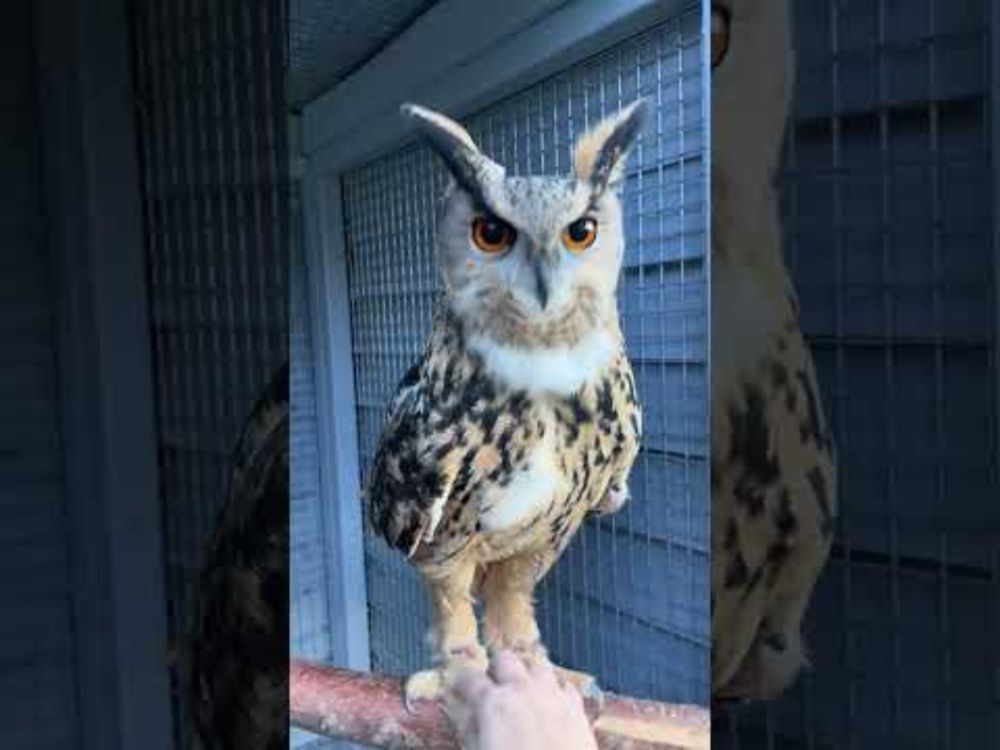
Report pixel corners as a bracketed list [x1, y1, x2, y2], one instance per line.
[403, 669, 445, 712]
[403, 645, 489, 712]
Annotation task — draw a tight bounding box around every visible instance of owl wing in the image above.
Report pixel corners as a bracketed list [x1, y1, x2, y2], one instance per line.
[368, 357, 457, 557]
[588, 351, 643, 516]
[188, 362, 289, 748]
[711, 344, 836, 700]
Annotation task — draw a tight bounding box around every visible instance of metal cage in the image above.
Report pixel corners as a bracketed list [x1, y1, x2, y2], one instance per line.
[337, 8, 709, 705]
[290, 9, 710, 746]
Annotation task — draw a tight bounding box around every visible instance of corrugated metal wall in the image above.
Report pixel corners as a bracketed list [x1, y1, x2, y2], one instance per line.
[0, 1, 81, 747]
[339, 7, 709, 705]
[717, 0, 999, 747]
[130, 1, 289, 746]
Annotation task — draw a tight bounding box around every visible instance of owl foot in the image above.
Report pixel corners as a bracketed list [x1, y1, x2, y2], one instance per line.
[403, 643, 488, 711]
[716, 629, 804, 702]
[591, 480, 630, 517]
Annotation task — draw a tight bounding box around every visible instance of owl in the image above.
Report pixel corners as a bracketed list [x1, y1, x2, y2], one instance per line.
[367, 100, 646, 704]
[710, 0, 838, 701]
[186, 363, 289, 748]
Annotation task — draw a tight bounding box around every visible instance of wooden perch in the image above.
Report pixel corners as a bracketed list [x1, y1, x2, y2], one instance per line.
[290, 659, 709, 750]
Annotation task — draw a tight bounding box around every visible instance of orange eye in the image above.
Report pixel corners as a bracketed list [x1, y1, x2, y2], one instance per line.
[562, 217, 598, 252]
[471, 215, 516, 253]
[711, 4, 731, 69]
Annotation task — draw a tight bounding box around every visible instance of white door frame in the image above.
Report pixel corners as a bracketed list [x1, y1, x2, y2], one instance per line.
[298, 0, 697, 671]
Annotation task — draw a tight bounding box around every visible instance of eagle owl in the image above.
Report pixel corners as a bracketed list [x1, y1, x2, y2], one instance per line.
[187, 363, 289, 748]
[368, 100, 646, 703]
[711, 0, 838, 701]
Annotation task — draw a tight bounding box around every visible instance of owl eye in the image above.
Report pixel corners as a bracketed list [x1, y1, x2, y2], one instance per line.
[711, 4, 731, 69]
[562, 217, 598, 252]
[471, 215, 516, 253]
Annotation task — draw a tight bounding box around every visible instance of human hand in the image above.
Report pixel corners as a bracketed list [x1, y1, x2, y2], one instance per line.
[444, 650, 599, 750]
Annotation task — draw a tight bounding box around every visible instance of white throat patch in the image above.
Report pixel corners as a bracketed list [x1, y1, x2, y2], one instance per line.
[467, 329, 615, 396]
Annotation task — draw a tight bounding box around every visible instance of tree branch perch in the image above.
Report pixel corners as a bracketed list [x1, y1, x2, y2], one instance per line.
[290, 659, 709, 749]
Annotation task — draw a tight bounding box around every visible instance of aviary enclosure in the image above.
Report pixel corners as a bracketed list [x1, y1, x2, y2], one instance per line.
[0, 0, 996, 747]
[289, 0, 710, 747]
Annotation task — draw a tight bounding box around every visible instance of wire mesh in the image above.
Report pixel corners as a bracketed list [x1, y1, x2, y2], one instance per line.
[340, 7, 709, 705]
[716, 0, 999, 747]
[130, 0, 289, 746]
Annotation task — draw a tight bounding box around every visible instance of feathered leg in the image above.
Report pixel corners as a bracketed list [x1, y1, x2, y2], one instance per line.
[405, 557, 487, 708]
[481, 553, 601, 699]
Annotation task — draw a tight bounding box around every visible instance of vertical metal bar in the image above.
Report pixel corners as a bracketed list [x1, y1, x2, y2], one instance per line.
[192, 0, 222, 532]
[175, 0, 207, 568]
[222, 2, 250, 429]
[208, 0, 236, 457]
[239, 1, 271, 377]
[988, 0, 1000, 746]
[656, 19, 671, 700]
[676, 12, 692, 702]
[259, 1, 286, 363]
[781, 9, 820, 740]
[163, 0, 194, 629]
[926, 2, 954, 746]
[828, 1, 856, 747]
[875, 0, 904, 743]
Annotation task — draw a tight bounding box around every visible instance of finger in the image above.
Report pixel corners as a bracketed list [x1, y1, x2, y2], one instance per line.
[490, 649, 530, 685]
[447, 669, 494, 705]
[563, 680, 586, 709]
[525, 656, 559, 688]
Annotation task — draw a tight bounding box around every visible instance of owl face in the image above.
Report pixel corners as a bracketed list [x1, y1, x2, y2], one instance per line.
[402, 101, 647, 352]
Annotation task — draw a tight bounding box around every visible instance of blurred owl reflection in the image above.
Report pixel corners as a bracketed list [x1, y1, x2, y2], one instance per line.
[186, 364, 288, 748]
[711, 0, 838, 701]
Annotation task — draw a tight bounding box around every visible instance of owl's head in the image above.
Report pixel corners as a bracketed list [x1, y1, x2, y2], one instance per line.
[711, 0, 794, 269]
[401, 100, 647, 357]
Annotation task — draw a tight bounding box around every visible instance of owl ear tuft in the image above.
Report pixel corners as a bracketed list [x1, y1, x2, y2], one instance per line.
[573, 98, 649, 194]
[400, 102, 502, 203]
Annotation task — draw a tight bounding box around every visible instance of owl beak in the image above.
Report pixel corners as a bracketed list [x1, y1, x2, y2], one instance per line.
[531, 257, 551, 310]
